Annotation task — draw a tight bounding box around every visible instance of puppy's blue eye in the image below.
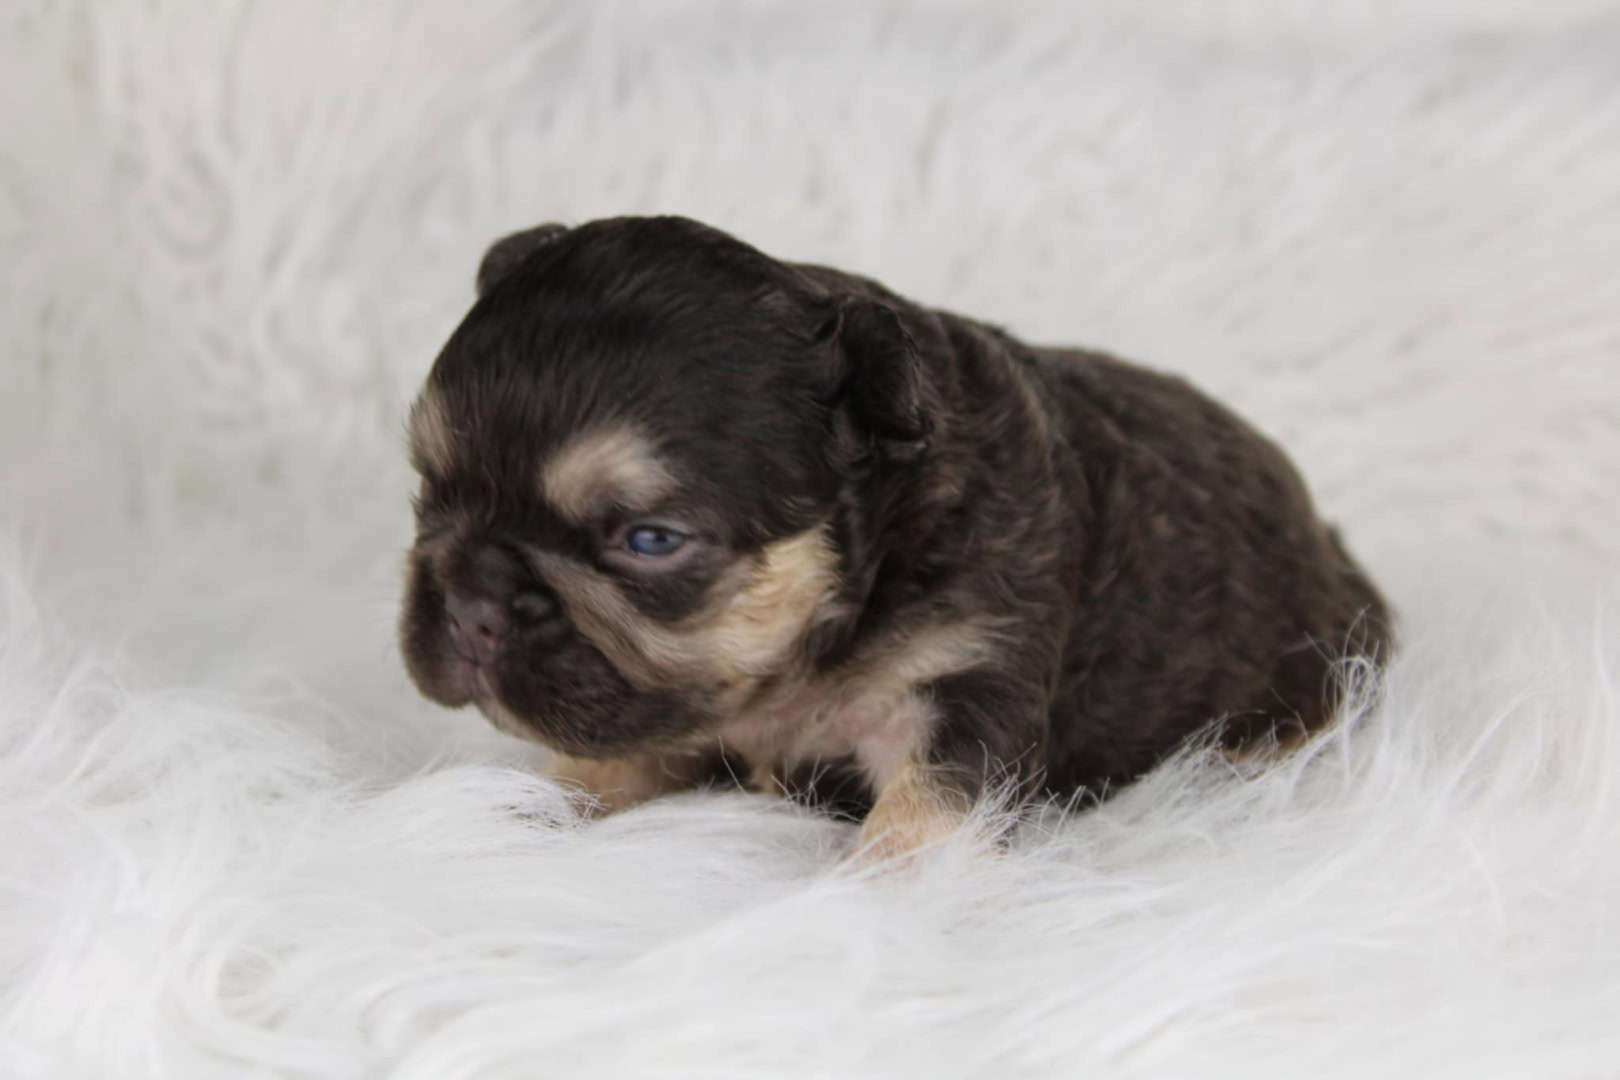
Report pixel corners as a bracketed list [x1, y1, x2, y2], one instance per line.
[625, 525, 686, 557]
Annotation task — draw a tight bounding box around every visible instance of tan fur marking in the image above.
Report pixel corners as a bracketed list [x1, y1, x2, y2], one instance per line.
[533, 525, 841, 694]
[541, 425, 675, 523]
[408, 391, 456, 476]
[715, 618, 1005, 791]
[546, 751, 702, 814]
[855, 756, 970, 860]
[518, 516, 1001, 832]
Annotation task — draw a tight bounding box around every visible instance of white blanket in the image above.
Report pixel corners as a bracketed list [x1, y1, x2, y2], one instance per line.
[3, 3, 1617, 1076]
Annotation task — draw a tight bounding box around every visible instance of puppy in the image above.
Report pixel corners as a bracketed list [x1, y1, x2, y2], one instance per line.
[400, 215, 1390, 855]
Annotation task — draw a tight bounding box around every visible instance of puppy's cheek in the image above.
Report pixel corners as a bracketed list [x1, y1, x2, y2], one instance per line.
[492, 638, 708, 756]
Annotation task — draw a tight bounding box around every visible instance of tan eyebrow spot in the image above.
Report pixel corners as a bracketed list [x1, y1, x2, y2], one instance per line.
[541, 424, 675, 522]
[407, 390, 456, 476]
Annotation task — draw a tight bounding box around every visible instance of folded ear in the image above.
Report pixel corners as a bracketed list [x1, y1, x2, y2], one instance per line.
[476, 223, 570, 296]
[829, 298, 933, 460]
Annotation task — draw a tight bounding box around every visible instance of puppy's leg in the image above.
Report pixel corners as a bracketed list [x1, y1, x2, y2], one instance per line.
[854, 672, 1049, 860]
[855, 758, 972, 859]
[547, 750, 723, 815]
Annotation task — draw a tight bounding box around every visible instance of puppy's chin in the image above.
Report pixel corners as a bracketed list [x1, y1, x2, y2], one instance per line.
[415, 661, 525, 737]
[400, 646, 523, 736]
[472, 690, 704, 758]
[487, 637, 711, 757]
[400, 643, 479, 710]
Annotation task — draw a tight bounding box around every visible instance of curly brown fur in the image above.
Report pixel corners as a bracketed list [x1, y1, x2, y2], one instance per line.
[399, 215, 1391, 852]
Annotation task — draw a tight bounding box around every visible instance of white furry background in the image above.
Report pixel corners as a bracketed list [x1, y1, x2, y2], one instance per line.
[2, 2, 1618, 1076]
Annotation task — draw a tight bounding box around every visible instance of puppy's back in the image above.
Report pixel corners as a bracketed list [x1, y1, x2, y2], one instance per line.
[1026, 346, 1390, 794]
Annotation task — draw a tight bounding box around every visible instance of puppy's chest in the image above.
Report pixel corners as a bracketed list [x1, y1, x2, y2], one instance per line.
[709, 671, 928, 793]
[699, 619, 998, 794]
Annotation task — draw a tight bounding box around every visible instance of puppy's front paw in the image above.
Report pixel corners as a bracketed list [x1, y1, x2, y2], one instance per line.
[850, 761, 971, 862]
[546, 752, 674, 816]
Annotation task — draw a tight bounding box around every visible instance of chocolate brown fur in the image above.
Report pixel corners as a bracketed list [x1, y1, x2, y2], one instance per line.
[399, 215, 1390, 844]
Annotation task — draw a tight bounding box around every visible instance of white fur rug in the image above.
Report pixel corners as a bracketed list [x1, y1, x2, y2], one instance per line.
[3, 3, 1618, 1076]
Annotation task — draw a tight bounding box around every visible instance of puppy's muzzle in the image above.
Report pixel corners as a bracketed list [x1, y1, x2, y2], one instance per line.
[441, 542, 567, 663]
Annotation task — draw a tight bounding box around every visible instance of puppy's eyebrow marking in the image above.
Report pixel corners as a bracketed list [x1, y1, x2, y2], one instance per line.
[541, 424, 675, 522]
[408, 390, 456, 476]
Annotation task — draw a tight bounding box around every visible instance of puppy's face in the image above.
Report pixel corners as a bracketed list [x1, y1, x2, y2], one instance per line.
[400, 218, 902, 755]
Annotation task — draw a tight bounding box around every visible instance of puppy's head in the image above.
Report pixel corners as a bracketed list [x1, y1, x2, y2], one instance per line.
[399, 216, 934, 755]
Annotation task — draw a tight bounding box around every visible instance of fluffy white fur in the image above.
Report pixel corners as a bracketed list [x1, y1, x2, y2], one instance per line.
[3, 2, 1618, 1075]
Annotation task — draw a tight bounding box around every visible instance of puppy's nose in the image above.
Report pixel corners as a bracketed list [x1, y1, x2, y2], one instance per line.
[445, 591, 506, 666]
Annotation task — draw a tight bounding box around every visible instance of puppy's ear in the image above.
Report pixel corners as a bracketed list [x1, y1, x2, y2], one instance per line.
[827, 298, 933, 461]
[476, 223, 570, 296]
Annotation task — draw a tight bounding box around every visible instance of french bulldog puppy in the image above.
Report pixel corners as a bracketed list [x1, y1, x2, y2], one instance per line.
[400, 216, 1390, 855]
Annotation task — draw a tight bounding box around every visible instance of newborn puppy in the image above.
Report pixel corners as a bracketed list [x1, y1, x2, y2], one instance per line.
[400, 215, 1390, 855]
